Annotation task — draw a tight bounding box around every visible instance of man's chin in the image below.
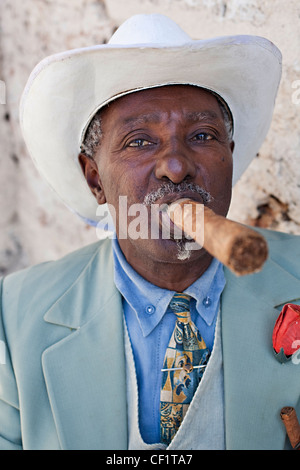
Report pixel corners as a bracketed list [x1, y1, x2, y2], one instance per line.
[174, 239, 193, 261]
[146, 236, 204, 263]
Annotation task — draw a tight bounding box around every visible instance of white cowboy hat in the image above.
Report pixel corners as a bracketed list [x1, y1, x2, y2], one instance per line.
[20, 13, 282, 226]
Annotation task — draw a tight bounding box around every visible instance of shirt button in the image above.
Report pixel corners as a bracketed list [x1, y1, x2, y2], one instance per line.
[203, 296, 211, 308]
[145, 305, 155, 315]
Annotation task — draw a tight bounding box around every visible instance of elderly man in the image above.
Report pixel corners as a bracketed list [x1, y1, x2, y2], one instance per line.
[0, 14, 299, 450]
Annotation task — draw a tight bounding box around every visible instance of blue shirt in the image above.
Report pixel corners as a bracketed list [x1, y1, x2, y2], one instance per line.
[112, 238, 226, 444]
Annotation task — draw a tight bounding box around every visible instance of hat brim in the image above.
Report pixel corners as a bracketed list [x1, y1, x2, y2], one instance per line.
[20, 36, 282, 224]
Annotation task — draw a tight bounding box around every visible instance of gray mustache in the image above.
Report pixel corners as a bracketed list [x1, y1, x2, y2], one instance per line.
[143, 182, 212, 206]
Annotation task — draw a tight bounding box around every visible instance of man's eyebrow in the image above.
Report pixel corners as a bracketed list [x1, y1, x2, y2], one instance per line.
[184, 110, 221, 122]
[121, 113, 161, 128]
[118, 110, 221, 131]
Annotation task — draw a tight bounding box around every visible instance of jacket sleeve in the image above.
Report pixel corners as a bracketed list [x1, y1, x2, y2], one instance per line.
[0, 277, 22, 450]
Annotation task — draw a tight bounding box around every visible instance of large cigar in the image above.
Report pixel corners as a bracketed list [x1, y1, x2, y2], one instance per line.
[280, 407, 300, 449]
[167, 199, 268, 276]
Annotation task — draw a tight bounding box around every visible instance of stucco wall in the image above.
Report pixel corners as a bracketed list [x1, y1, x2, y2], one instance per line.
[1, 0, 299, 274]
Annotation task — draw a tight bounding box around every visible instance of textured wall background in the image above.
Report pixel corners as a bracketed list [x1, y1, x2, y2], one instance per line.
[0, 0, 300, 275]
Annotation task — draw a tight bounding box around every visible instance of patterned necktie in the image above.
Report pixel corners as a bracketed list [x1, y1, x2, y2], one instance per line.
[160, 293, 210, 445]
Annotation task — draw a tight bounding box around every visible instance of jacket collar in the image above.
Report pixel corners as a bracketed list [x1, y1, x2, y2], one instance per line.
[43, 235, 300, 330]
[43, 239, 117, 329]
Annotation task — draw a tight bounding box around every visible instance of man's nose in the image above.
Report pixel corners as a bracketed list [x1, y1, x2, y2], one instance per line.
[154, 142, 197, 183]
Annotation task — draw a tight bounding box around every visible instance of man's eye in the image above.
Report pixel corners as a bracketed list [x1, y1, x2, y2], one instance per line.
[128, 139, 152, 147]
[192, 133, 213, 141]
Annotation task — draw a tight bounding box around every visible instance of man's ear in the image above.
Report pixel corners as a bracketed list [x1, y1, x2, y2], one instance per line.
[78, 153, 106, 205]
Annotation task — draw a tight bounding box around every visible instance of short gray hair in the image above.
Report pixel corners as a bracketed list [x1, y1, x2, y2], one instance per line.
[80, 110, 103, 159]
[80, 88, 233, 160]
[215, 95, 234, 142]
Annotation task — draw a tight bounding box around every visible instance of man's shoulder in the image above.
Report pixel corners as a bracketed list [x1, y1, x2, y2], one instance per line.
[254, 227, 300, 276]
[256, 226, 300, 243]
[1, 238, 113, 316]
[5, 239, 105, 283]
[255, 226, 300, 249]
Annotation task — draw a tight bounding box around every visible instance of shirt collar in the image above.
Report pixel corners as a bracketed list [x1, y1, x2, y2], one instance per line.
[112, 237, 226, 337]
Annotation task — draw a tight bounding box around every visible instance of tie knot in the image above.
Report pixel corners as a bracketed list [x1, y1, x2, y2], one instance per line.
[169, 293, 191, 319]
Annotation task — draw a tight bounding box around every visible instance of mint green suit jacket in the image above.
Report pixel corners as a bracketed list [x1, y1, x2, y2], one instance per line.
[0, 228, 299, 450]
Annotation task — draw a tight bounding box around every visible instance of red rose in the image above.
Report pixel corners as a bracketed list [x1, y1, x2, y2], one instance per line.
[273, 303, 300, 358]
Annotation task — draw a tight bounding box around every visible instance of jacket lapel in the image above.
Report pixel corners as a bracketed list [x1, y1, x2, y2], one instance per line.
[222, 256, 300, 450]
[41, 239, 128, 450]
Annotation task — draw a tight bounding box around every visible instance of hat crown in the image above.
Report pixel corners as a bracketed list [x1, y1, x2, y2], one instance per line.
[108, 14, 191, 46]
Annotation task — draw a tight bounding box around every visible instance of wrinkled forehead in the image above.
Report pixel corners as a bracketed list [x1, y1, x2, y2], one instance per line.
[81, 84, 234, 143]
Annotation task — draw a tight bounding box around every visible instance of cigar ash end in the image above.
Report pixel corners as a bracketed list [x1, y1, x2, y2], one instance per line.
[228, 233, 269, 276]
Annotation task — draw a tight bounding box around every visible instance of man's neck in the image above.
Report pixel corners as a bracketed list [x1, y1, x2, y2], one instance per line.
[118, 240, 213, 291]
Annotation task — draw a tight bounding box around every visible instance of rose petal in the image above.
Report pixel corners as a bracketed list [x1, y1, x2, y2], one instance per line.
[272, 304, 300, 356]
